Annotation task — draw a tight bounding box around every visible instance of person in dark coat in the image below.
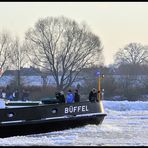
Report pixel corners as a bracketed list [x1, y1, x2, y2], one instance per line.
[89, 88, 98, 102]
[6, 85, 11, 100]
[74, 89, 80, 102]
[22, 89, 29, 101]
[55, 91, 61, 100]
[14, 90, 19, 100]
[55, 91, 65, 103]
[59, 91, 65, 103]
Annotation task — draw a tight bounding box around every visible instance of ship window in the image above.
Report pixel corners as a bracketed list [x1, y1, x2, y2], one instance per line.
[7, 112, 14, 118]
[51, 108, 57, 114]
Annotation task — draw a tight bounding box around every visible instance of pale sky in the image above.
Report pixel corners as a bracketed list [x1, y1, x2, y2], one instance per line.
[0, 2, 148, 66]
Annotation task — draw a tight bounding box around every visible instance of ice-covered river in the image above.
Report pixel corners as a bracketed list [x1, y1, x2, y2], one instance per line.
[0, 100, 148, 146]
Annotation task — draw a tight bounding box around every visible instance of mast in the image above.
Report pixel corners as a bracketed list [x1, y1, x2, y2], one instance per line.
[96, 71, 104, 112]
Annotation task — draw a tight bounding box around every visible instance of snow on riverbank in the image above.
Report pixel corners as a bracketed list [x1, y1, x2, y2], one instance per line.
[103, 100, 148, 111]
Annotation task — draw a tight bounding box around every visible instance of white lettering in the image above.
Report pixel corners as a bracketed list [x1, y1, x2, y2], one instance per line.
[73, 106, 77, 112]
[65, 108, 68, 114]
[78, 106, 81, 112]
[64, 105, 89, 114]
[86, 105, 89, 111]
[82, 105, 85, 112]
[69, 106, 73, 113]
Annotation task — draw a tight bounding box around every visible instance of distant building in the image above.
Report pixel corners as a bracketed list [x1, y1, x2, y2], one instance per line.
[0, 67, 84, 87]
[4, 66, 41, 76]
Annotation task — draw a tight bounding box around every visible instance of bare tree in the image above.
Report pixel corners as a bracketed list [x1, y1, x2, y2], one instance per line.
[10, 38, 29, 70]
[24, 16, 102, 91]
[0, 31, 14, 75]
[0, 32, 28, 73]
[114, 42, 148, 66]
[9, 38, 30, 99]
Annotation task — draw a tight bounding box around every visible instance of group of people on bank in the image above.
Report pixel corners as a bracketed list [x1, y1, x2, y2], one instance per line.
[55, 87, 99, 104]
[0, 86, 30, 101]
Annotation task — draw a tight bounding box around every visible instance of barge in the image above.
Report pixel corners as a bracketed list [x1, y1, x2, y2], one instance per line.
[0, 99, 106, 138]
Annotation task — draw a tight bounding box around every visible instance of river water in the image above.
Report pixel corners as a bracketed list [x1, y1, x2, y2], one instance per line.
[0, 100, 148, 146]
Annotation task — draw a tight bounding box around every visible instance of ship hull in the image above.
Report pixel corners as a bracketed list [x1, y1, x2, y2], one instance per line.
[0, 101, 107, 137]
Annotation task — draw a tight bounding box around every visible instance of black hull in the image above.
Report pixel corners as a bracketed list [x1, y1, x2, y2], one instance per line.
[0, 101, 107, 138]
[0, 113, 105, 138]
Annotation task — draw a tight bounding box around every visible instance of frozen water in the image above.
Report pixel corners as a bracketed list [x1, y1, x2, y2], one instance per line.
[0, 100, 147, 146]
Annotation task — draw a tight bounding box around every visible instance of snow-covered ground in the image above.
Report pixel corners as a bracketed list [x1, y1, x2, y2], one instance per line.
[0, 100, 148, 146]
[0, 75, 83, 87]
